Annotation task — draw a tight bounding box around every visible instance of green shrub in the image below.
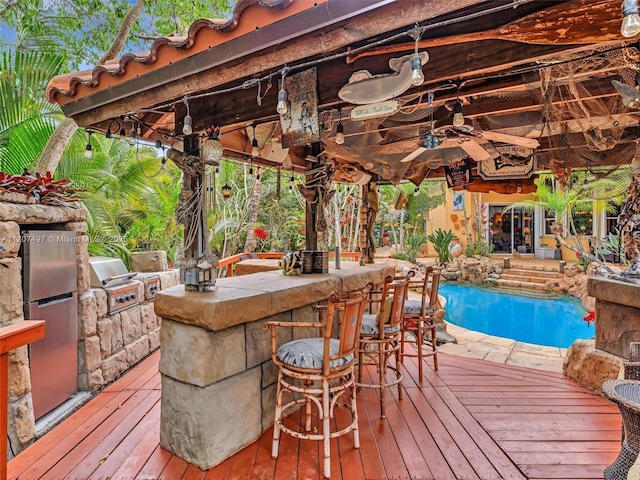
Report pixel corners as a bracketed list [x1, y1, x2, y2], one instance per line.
[427, 228, 454, 264]
[464, 241, 495, 257]
[403, 232, 425, 264]
[391, 252, 408, 261]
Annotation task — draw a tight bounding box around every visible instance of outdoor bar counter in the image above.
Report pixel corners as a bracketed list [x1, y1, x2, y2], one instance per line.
[154, 261, 394, 469]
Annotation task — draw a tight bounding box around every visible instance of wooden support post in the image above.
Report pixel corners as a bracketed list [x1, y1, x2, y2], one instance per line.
[1, 321, 45, 480]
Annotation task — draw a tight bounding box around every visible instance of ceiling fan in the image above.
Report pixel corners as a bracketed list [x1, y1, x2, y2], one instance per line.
[399, 124, 540, 164]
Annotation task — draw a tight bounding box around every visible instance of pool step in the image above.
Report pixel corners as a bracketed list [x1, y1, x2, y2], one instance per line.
[500, 274, 549, 284]
[497, 266, 561, 290]
[494, 279, 550, 290]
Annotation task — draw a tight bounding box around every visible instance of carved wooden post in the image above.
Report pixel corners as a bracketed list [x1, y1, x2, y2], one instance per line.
[1, 321, 45, 480]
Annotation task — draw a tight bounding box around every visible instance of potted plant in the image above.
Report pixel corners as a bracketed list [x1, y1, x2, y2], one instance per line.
[427, 228, 455, 264]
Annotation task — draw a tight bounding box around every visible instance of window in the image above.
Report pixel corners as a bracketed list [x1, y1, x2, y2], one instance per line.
[606, 203, 622, 235]
[572, 207, 593, 235]
[543, 210, 555, 235]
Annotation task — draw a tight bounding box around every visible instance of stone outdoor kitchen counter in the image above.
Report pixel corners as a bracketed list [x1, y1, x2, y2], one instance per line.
[153, 262, 394, 470]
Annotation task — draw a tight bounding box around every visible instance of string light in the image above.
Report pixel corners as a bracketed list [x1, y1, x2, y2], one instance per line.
[251, 125, 259, 157]
[182, 96, 193, 135]
[452, 100, 465, 127]
[84, 130, 93, 158]
[335, 109, 345, 145]
[276, 68, 289, 115]
[622, 0, 640, 37]
[414, 185, 420, 196]
[409, 27, 425, 87]
[119, 127, 126, 143]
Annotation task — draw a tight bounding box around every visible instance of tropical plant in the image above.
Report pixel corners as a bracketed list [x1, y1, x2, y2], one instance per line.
[427, 228, 455, 264]
[464, 241, 495, 257]
[403, 232, 425, 264]
[0, 50, 64, 173]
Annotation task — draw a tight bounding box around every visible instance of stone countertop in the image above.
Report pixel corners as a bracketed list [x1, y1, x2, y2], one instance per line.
[154, 262, 393, 331]
[588, 276, 640, 309]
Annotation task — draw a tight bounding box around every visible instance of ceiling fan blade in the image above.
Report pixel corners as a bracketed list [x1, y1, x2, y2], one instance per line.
[458, 138, 492, 162]
[400, 146, 427, 163]
[479, 131, 539, 149]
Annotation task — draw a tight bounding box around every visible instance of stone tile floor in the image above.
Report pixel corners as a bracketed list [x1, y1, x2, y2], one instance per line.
[437, 322, 567, 374]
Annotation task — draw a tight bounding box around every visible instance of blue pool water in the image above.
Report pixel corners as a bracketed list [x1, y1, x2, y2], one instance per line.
[439, 284, 594, 348]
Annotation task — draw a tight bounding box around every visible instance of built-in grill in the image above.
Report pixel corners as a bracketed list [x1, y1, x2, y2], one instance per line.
[88, 256, 140, 314]
[138, 274, 161, 300]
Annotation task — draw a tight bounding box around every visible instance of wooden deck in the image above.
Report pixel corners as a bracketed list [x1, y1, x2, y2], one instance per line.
[8, 349, 621, 480]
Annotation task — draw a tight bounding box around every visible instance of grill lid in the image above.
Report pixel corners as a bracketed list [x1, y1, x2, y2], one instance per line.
[89, 256, 136, 288]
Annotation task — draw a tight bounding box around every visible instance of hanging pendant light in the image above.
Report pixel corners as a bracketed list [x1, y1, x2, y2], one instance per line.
[182, 97, 193, 135]
[221, 184, 232, 199]
[202, 126, 224, 163]
[622, 0, 640, 37]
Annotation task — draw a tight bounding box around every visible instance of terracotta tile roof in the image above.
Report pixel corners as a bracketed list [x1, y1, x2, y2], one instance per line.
[46, 0, 322, 105]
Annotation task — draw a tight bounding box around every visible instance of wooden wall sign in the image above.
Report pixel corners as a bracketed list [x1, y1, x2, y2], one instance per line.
[479, 146, 536, 179]
[280, 68, 320, 148]
[444, 158, 473, 188]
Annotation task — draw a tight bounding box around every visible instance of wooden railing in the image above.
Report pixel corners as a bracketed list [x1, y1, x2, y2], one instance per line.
[217, 251, 361, 277]
[1, 321, 45, 480]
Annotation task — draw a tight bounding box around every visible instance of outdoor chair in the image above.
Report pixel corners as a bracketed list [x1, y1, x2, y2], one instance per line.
[401, 266, 441, 380]
[624, 342, 640, 380]
[264, 283, 372, 479]
[602, 379, 640, 480]
[357, 272, 414, 419]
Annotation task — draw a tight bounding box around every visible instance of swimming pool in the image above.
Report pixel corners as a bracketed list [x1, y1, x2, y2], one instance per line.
[439, 283, 594, 348]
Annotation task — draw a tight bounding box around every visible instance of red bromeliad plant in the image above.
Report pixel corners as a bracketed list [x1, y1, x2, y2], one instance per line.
[0, 171, 81, 206]
[254, 227, 268, 241]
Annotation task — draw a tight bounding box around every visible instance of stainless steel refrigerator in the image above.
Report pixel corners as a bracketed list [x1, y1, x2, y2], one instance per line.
[22, 230, 78, 419]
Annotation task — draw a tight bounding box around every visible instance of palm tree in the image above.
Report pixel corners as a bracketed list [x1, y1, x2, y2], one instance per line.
[56, 134, 172, 265]
[0, 49, 64, 173]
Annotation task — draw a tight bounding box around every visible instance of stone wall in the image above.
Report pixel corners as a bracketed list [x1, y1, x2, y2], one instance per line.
[78, 270, 179, 391]
[0, 198, 179, 458]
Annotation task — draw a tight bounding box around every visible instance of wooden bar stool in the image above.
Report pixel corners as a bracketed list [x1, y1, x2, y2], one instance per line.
[401, 266, 441, 380]
[264, 283, 371, 479]
[357, 272, 413, 419]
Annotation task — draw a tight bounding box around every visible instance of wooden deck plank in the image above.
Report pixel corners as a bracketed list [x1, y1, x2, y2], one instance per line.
[135, 445, 173, 479]
[7, 351, 622, 480]
[403, 386, 479, 479]
[350, 393, 386, 480]
[159, 454, 190, 479]
[89, 402, 161, 479]
[50, 389, 161, 479]
[359, 369, 411, 480]
[110, 419, 162, 480]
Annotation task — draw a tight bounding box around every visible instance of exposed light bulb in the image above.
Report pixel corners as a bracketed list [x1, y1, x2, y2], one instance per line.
[414, 186, 420, 196]
[155, 139, 162, 149]
[251, 137, 259, 157]
[622, 0, 640, 37]
[410, 54, 424, 86]
[276, 88, 288, 115]
[84, 143, 92, 158]
[105, 128, 112, 139]
[119, 128, 126, 143]
[335, 122, 345, 145]
[183, 115, 193, 135]
[516, 183, 522, 194]
[248, 164, 254, 179]
[452, 100, 465, 127]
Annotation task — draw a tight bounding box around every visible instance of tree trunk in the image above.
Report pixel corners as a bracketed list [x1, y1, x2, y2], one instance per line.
[34, 0, 145, 174]
[243, 176, 262, 253]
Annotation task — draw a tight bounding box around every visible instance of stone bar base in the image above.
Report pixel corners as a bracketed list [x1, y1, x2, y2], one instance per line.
[154, 262, 393, 469]
[588, 277, 640, 359]
[563, 339, 624, 394]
